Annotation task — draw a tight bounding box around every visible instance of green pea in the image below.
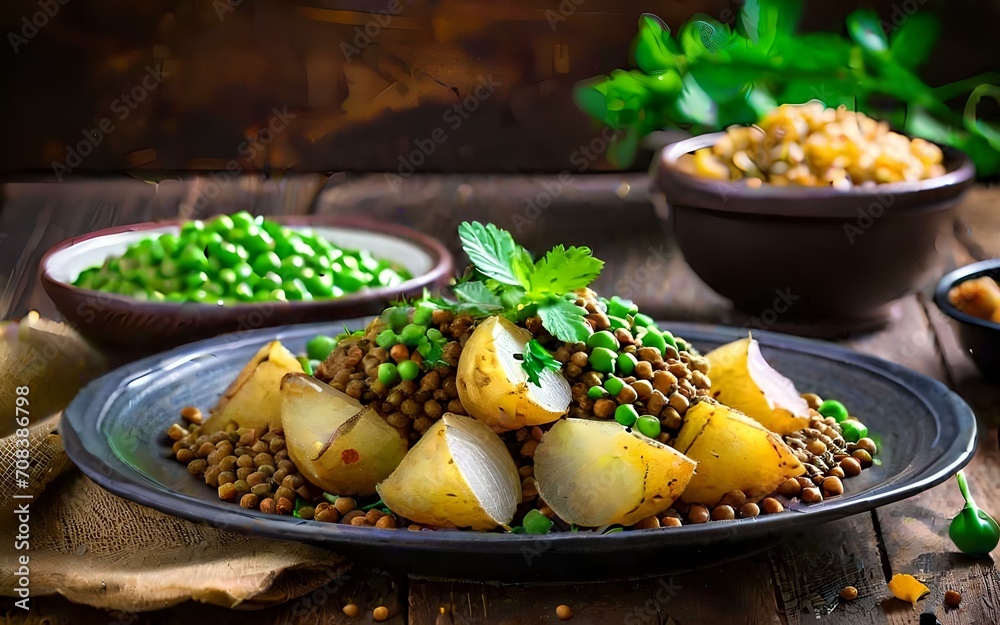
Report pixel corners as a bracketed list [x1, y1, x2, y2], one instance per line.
[341, 255, 360, 271]
[148, 290, 167, 302]
[269, 288, 288, 301]
[210, 240, 246, 267]
[192, 288, 220, 304]
[412, 304, 434, 326]
[177, 244, 209, 272]
[660, 330, 677, 349]
[209, 214, 235, 233]
[312, 255, 333, 272]
[159, 233, 180, 257]
[358, 251, 381, 274]
[587, 385, 609, 400]
[617, 352, 638, 376]
[840, 420, 868, 443]
[378, 362, 400, 386]
[376, 329, 399, 350]
[164, 292, 186, 302]
[279, 255, 307, 278]
[632, 313, 655, 329]
[426, 328, 444, 342]
[179, 220, 205, 238]
[273, 231, 300, 257]
[397, 359, 420, 381]
[636, 415, 661, 438]
[607, 296, 638, 318]
[297, 356, 314, 376]
[608, 315, 629, 330]
[158, 277, 182, 294]
[378, 268, 404, 287]
[252, 251, 282, 276]
[232, 262, 253, 282]
[337, 268, 369, 292]
[615, 404, 639, 427]
[818, 400, 849, 422]
[283, 278, 312, 301]
[253, 287, 274, 302]
[604, 376, 625, 396]
[307, 335, 338, 362]
[243, 227, 275, 255]
[589, 347, 618, 373]
[400, 324, 426, 347]
[230, 211, 255, 230]
[641, 330, 667, 356]
[233, 282, 255, 301]
[523, 509, 553, 535]
[303, 272, 334, 297]
[218, 267, 238, 288]
[196, 230, 224, 250]
[257, 271, 282, 292]
[184, 271, 210, 291]
[587, 330, 620, 352]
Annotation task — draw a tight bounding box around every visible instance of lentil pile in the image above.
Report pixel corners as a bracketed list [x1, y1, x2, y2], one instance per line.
[167, 407, 408, 528]
[166, 292, 879, 532]
[683, 102, 946, 187]
[314, 304, 472, 445]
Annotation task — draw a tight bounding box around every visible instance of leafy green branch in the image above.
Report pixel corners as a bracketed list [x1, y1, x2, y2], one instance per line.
[575, 0, 1000, 175]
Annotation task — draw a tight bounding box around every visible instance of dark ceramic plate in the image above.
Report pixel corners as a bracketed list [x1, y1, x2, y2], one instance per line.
[61, 321, 977, 582]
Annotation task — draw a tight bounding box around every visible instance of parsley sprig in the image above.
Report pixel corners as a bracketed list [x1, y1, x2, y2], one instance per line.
[454, 222, 603, 344]
[515, 339, 563, 386]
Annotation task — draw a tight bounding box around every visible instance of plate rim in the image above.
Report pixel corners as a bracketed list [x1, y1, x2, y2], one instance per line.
[61, 320, 978, 556]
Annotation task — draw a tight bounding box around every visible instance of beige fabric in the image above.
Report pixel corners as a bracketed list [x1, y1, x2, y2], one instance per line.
[0, 415, 349, 611]
[0, 315, 349, 612]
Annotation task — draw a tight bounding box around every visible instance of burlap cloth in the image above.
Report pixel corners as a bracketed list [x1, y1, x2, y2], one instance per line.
[0, 316, 348, 611]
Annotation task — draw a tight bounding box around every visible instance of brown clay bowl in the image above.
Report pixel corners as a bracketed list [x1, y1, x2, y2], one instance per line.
[655, 132, 975, 336]
[40, 216, 453, 355]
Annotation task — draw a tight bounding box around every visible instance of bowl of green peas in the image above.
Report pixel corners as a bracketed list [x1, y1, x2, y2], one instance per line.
[40, 212, 453, 354]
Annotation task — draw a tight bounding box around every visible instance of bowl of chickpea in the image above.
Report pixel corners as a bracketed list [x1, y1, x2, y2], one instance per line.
[655, 103, 975, 336]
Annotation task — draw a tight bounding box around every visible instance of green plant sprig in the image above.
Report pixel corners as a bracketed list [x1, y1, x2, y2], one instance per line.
[449, 221, 603, 345]
[575, 0, 1000, 175]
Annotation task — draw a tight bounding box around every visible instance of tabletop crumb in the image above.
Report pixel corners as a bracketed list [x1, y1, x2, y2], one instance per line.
[839, 586, 858, 601]
[556, 604, 574, 620]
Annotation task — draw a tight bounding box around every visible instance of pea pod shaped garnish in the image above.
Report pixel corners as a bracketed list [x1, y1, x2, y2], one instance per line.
[949, 470, 1000, 556]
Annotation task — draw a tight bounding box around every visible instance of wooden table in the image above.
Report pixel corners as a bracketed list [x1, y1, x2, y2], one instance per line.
[2, 175, 999, 625]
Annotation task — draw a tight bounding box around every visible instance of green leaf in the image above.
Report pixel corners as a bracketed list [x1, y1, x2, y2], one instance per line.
[670, 73, 717, 127]
[519, 339, 563, 387]
[537, 297, 592, 343]
[964, 84, 1000, 151]
[679, 16, 732, 62]
[528, 245, 604, 297]
[889, 12, 939, 70]
[846, 9, 888, 53]
[607, 124, 641, 169]
[737, 0, 760, 44]
[630, 14, 680, 75]
[458, 222, 528, 287]
[452, 281, 504, 312]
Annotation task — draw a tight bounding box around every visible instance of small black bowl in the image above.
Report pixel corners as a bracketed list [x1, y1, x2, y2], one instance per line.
[934, 259, 1000, 379]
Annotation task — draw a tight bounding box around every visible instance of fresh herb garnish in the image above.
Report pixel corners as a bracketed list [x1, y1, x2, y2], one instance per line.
[452, 221, 604, 344]
[575, 0, 1000, 174]
[518, 339, 563, 386]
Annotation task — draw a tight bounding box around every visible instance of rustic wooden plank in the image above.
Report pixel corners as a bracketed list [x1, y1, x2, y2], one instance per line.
[841, 288, 1000, 624]
[769, 513, 890, 625]
[0, 568, 404, 625]
[409, 557, 780, 625]
[954, 185, 1000, 261]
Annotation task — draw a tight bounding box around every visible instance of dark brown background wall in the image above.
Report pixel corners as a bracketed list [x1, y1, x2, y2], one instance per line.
[1, 0, 996, 175]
